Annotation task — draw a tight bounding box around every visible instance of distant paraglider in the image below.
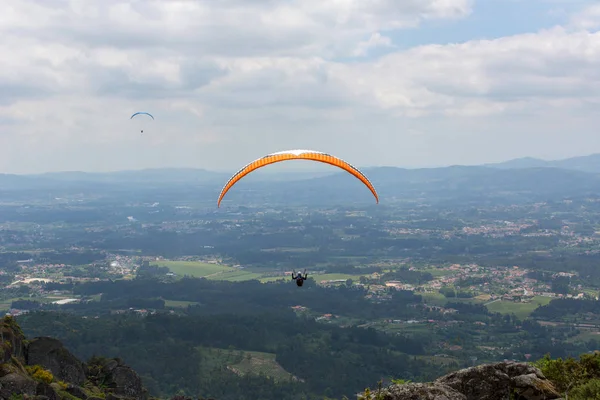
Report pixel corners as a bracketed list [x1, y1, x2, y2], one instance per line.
[217, 149, 379, 207]
[130, 112, 154, 134]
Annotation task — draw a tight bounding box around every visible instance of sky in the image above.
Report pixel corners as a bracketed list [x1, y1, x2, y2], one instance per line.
[2, 0, 600, 174]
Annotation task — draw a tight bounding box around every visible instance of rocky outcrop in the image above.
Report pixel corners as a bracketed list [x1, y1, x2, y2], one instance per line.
[368, 361, 562, 400]
[0, 315, 154, 400]
[87, 357, 149, 400]
[26, 336, 87, 386]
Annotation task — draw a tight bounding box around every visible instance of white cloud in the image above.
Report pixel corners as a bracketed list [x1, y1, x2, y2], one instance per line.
[569, 4, 600, 30]
[352, 32, 393, 57]
[1, 0, 600, 173]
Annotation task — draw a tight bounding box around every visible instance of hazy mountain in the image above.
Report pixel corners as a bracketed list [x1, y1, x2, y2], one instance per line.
[484, 153, 600, 173]
[3, 154, 600, 206]
[249, 166, 600, 206]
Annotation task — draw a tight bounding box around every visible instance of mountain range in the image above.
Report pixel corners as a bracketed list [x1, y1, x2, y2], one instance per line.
[2, 153, 600, 205]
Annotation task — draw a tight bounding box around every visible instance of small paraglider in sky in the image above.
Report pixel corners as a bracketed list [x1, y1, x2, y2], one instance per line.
[130, 112, 154, 134]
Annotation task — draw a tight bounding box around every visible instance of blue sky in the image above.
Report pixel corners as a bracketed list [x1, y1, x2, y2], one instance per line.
[1, 0, 600, 173]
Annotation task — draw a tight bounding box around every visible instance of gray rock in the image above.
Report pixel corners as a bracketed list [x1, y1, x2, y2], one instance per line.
[382, 382, 467, 400]
[25, 337, 86, 386]
[0, 372, 38, 396]
[110, 365, 146, 399]
[66, 384, 89, 399]
[513, 373, 561, 400]
[374, 362, 562, 400]
[36, 381, 59, 400]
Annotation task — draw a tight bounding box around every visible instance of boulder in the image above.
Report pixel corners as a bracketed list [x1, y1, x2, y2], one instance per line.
[381, 382, 467, 400]
[0, 372, 38, 396]
[25, 337, 86, 386]
[434, 361, 561, 400]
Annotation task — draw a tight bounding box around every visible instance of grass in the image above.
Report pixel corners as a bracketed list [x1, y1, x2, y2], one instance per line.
[229, 350, 300, 382]
[416, 355, 461, 366]
[210, 270, 263, 282]
[164, 300, 198, 308]
[566, 330, 600, 343]
[198, 347, 299, 382]
[421, 268, 451, 277]
[259, 276, 288, 283]
[485, 295, 552, 319]
[153, 261, 235, 278]
[313, 273, 361, 282]
[153, 260, 270, 282]
[421, 292, 448, 306]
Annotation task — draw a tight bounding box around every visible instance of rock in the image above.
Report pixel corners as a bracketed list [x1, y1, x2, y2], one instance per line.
[0, 362, 20, 377]
[102, 359, 119, 373]
[434, 362, 561, 400]
[36, 381, 59, 400]
[513, 373, 561, 400]
[25, 337, 86, 386]
[106, 394, 131, 400]
[88, 358, 148, 400]
[0, 316, 26, 363]
[109, 364, 147, 399]
[382, 382, 467, 400]
[0, 372, 38, 396]
[66, 384, 89, 399]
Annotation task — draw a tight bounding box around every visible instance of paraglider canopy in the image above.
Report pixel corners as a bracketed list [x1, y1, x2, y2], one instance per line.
[130, 112, 154, 120]
[217, 149, 379, 207]
[130, 112, 154, 134]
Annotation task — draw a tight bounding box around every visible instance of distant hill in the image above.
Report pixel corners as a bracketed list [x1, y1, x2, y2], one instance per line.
[250, 165, 600, 206]
[484, 153, 600, 173]
[3, 153, 600, 206]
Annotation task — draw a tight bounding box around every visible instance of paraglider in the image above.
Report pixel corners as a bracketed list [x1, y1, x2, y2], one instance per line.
[216, 149, 379, 207]
[130, 112, 154, 134]
[292, 269, 308, 287]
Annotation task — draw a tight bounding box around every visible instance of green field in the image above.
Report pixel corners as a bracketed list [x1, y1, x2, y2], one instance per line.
[164, 300, 198, 308]
[566, 330, 600, 343]
[485, 296, 552, 319]
[229, 350, 300, 382]
[259, 276, 288, 283]
[153, 261, 235, 278]
[421, 268, 451, 277]
[210, 270, 264, 282]
[153, 261, 273, 282]
[421, 292, 486, 307]
[421, 292, 450, 306]
[416, 355, 461, 366]
[313, 273, 361, 282]
[198, 347, 299, 382]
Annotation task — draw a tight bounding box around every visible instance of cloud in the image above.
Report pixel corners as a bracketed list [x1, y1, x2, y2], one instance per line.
[352, 32, 393, 57]
[569, 3, 600, 30]
[1, 0, 600, 173]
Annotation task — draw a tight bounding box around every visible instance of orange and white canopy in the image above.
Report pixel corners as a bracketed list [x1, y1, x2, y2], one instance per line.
[217, 149, 379, 207]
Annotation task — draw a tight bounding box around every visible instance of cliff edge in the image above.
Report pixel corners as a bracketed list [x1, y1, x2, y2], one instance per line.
[360, 361, 563, 400]
[0, 315, 152, 400]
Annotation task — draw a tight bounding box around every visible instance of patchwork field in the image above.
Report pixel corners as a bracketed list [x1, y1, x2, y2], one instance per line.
[198, 347, 301, 382]
[485, 296, 552, 319]
[153, 261, 234, 277]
